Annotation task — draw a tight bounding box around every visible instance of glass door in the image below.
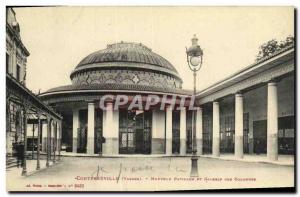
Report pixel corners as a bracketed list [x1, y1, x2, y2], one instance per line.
[172, 111, 180, 154]
[135, 110, 144, 154]
[119, 110, 135, 154]
[119, 110, 152, 154]
[77, 109, 87, 153]
[94, 109, 103, 154]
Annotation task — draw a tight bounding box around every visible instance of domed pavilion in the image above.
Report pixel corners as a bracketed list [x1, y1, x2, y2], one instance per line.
[39, 42, 197, 155]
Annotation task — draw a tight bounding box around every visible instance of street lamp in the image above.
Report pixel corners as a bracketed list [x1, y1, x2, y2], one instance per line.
[186, 34, 203, 177]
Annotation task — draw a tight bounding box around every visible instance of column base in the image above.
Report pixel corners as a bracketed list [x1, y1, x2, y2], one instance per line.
[190, 156, 199, 177]
[151, 138, 165, 154]
[180, 139, 186, 155]
[21, 169, 27, 176]
[72, 138, 77, 153]
[213, 137, 220, 157]
[249, 138, 254, 154]
[102, 138, 118, 155]
[42, 137, 47, 152]
[165, 139, 172, 155]
[196, 138, 203, 155]
[57, 138, 61, 154]
[267, 134, 278, 161]
[235, 135, 244, 159]
[87, 137, 95, 154]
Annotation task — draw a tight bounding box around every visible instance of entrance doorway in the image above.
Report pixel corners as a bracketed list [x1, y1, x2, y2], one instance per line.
[94, 109, 103, 154]
[278, 116, 294, 155]
[253, 120, 267, 154]
[172, 111, 180, 154]
[77, 109, 87, 153]
[119, 110, 152, 154]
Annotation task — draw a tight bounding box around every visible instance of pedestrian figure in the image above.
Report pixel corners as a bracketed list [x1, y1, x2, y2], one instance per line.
[256, 140, 261, 155]
[16, 142, 25, 168]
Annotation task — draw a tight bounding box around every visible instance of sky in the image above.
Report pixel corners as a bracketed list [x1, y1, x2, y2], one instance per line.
[13, 6, 294, 93]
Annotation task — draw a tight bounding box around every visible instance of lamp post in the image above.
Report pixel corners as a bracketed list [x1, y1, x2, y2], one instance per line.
[186, 34, 203, 177]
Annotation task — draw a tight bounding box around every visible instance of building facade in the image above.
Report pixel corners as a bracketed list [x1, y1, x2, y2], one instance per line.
[39, 41, 295, 161]
[197, 46, 295, 160]
[39, 42, 194, 155]
[6, 8, 62, 175]
[6, 8, 30, 155]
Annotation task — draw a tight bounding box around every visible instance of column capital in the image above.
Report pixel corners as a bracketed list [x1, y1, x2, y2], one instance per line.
[103, 99, 115, 108]
[268, 77, 280, 84]
[165, 104, 174, 111]
[268, 81, 277, 86]
[195, 106, 202, 111]
[196, 106, 203, 111]
[235, 92, 243, 98]
[35, 109, 42, 118]
[213, 101, 219, 105]
[105, 101, 114, 109]
[87, 101, 95, 105]
[46, 116, 52, 122]
[179, 107, 186, 111]
[72, 107, 79, 112]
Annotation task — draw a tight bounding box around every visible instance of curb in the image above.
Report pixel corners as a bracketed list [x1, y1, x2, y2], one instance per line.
[200, 155, 294, 167]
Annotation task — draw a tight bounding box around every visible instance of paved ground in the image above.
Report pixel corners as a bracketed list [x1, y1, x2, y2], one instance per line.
[60, 152, 294, 166]
[7, 157, 294, 191]
[201, 154, 294, 166]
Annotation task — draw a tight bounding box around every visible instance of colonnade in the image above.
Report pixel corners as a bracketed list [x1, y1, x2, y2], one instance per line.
[22, 111, 62, 176]
[210, 82, 279, 161]
[70, 81, 279, 161]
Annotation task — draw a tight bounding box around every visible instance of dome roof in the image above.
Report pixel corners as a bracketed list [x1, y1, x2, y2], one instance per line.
[75, 42, 179, 74]
[68, 41, 183, 91]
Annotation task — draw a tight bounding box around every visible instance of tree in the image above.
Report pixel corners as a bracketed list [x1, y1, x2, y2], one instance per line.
[256, 36, 294, 61]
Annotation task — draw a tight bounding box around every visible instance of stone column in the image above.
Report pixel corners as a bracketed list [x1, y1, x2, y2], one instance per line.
[36, 114, 41, 170]
[53, 122, 57, 163]
[87, 102, 95, 154]
[267, 82, 278, 161]
[49, 122, 52, 160]
[58, 121, 62, 160]
[165, 105, 173, 155]
[196, 107, 203, 155]
[42, 122, 47, 152]
[151, 109, 166, 154]
[212, 102, 220, 157]
[46, 118, 51, 167]
[56, 123, 60, 154]
[102, 102, 119, 155]
[179, 108, 186, 155]
[72, 109, 79, 153]
[6, 100, 12, 155]
[235, 93, 244, 158]
[21, 109, 28, 176]
[32, 123, 35, 159]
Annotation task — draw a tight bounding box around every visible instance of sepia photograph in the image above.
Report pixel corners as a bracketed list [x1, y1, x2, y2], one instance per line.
[5, 6, 295, 192]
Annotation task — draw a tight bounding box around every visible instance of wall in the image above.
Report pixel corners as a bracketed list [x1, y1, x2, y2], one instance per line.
[6, 8, 28, 85]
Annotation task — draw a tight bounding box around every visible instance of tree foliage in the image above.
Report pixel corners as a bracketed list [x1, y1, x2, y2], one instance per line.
[256, 35, 294, 61]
